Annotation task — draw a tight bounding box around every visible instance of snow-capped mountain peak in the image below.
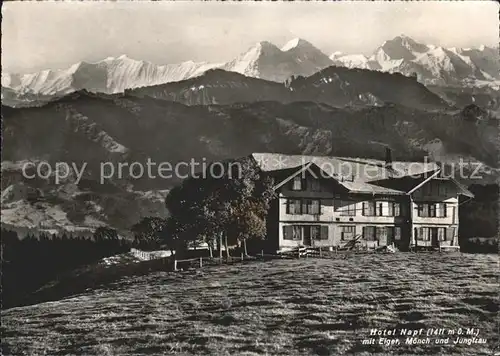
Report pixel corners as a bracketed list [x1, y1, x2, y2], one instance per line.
[2, 56, 222, 100]
[222, 39, 333, 82]
[377, 35, 428, 61]
[281, 38, 315, 52]
[252, 41, 282, 53]
[331, 35, 499, 87]
[3, 36, 499, 108]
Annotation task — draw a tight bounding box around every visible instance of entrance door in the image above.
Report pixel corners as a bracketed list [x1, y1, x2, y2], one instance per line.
[430, 227, 439, 247]
[303, 226, 312, 247]
[377, 227, 388, 246]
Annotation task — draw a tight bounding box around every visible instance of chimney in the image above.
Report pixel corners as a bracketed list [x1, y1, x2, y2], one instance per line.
[385, 147, 393, 169]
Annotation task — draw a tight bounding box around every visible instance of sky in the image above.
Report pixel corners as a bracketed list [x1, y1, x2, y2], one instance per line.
[2, 1, 499, 74]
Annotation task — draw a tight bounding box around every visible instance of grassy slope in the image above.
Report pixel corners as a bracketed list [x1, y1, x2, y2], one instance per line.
[2, 253, 498, 356]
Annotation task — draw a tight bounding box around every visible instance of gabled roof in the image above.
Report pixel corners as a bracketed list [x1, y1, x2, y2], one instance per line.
[251, 152, 473, 197]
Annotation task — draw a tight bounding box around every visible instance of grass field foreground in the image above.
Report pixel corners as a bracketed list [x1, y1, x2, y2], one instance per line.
[2, 253, 498, 355]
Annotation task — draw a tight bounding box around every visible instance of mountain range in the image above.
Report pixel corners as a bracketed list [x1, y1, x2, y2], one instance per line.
[331, 35, 500, 87]
[2, 87, 499, 235]
[2, 34, 499, 236]
[3, 35, 499, 108]
[125, 66, 447, 110]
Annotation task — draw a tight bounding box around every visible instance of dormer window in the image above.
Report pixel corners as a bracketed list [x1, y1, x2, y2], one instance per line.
[291, 176, 305, 191]
[310, 178, 321, 192]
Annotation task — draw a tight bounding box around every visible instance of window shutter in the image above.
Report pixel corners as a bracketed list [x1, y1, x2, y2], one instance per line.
[320, 226, 328, 240]
[438, 228, 445, 241]
[440, 203, 447, 217]
[362, 202, 367, 216]
[446, 227, 455, 242]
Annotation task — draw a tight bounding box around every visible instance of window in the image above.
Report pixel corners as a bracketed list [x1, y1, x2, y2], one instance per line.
[377, 202, 384, 216]
[377, 226, 388, 241]
[437, 203, 447, 217]
[362, 226, 401, 242]
[417, 203, 446, 218]
[394, 226, 402, 240]
[429, 204, 437, 217]
[417, 227, 430, 241]
[320, 226, 328, 240]
[286, 198, 320, 215]
[283, 225, 302, 240]
[416, 227, 447, 241]
[363, 201, 376, 216]
[283, 225, 328, 241]
[337, 200, 356, 216]
[312, 200, 320, 215]
[363, 201, 401, 217]
[388, 202, 401, 217]
[291, 176, 304, 191]
[310, 179, 321, 192]
[341, 226, 355, 241]
[417, 204, 427, 217]
[310, 226, 320, 240]
[303, 199, 320, 215]
[286, 199, 302, 214]
[363, 226, 377, 241]
[310, 225, 329, 240]
[437, 184, 448, 196]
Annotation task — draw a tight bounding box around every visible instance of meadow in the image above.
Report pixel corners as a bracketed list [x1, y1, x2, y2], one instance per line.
[2, 253, 498, 356]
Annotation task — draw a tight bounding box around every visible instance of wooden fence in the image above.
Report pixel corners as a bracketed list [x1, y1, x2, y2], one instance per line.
[173, 253, 247, 271]
[132, 245, 400, 273]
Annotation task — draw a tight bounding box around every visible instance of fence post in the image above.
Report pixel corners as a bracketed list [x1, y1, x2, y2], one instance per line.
[241, 252, 244, 261]
[174, 260, 178, 271]
[199, 257, 203, 268]
[319, 246, 322, 258]
[261, 250, 264, 259]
